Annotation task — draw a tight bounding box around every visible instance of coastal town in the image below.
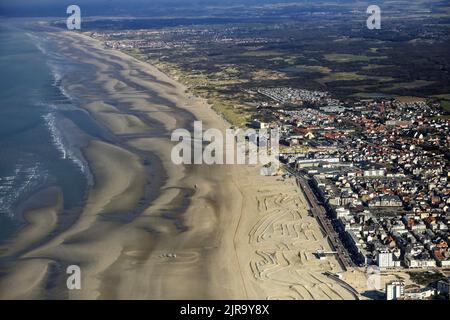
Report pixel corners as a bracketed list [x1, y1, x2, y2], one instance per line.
[92, 31, 450, 299]
[4, 0, 450, 309]
[249, 87, 450, 299]
[85, 26, 450, 299]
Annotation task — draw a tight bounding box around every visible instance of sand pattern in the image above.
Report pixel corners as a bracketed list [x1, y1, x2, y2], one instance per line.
[0, 29, 357, 300]
[237, 174, 356, 300]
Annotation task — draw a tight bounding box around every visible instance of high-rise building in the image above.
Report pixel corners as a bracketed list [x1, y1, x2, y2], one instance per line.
[386, 281, 405, 300]
[377, 250, 393, 269]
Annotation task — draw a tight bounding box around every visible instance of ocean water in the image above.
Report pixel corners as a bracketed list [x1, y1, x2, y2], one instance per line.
[0, 24, 101, 244]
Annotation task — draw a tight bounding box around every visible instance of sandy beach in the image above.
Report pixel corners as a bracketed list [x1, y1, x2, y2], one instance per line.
[0, 28, 357, 300]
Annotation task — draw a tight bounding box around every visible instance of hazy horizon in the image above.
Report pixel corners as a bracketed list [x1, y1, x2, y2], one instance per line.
[0, 0, 422, 17]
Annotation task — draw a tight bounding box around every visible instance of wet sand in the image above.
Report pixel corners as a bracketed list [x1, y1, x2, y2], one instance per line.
[0, 29, 356, 300]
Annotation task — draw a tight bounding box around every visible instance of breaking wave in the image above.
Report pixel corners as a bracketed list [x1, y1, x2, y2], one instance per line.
[0, 161, 45, 218]
[42, 112, 87, 175]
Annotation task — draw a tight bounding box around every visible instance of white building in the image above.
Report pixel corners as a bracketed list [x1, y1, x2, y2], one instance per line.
[376, 250, 400, 269]
[386, 281, 405, 300]
[335, 207, 351, 218]
[377, 251, 393, 269]
[405, 288, 435, 300]
[404, 255, 437, 268]
[364, 168, 386, 177]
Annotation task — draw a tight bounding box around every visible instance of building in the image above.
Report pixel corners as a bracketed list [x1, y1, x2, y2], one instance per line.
[404, 254, 437, 268]
[386, 281, 405, 300]
[377, 250, 393, 269]
[335, 207, 351, 218]
[405, 288, 435, 300]
[369, 195, 403, 207]
[319, 105, 346, 113]
[364, 168, 386, 177]
[377, 250, 401, 269]
[380, 195, 403, 207]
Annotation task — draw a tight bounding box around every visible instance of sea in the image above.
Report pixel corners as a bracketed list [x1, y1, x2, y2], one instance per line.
[0, 22, 105, 244]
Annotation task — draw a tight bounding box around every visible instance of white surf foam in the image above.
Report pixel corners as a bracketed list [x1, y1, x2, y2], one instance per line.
[42, 112, 87, 175]
[0, 161, 44, 218]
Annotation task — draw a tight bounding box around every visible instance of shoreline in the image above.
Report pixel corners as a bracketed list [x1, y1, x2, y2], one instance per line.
[0, 26, 357, 300]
